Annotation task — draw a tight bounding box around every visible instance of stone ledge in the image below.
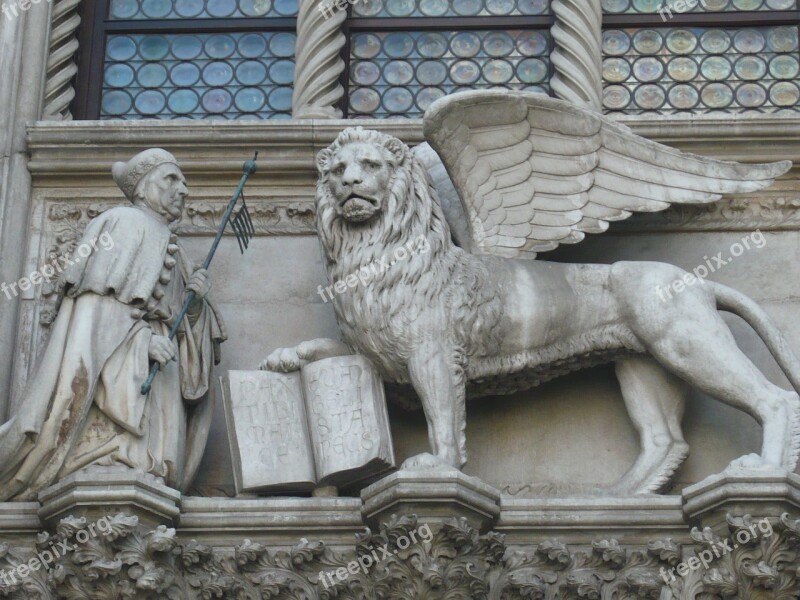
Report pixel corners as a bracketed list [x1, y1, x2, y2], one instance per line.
[361, 469, 502, 533]
[178, 496, 365, 547]
[497, 495, 688, 544]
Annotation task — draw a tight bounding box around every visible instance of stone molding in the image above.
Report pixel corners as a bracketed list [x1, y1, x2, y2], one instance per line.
[42, 0, 81, 121]
[551, 0, 603, 110]
[292, 0, 347, 119]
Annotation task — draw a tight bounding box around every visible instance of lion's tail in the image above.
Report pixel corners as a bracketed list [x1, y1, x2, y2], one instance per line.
[712, 282, 800, 394]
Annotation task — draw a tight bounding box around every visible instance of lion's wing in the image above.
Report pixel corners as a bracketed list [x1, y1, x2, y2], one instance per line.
[422, 90, 792, 258]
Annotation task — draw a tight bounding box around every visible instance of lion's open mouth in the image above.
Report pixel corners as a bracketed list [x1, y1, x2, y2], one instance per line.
[341, 194, 379, 222]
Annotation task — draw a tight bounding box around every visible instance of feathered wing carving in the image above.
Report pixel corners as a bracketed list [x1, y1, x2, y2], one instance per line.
[423, 90, 793, 258]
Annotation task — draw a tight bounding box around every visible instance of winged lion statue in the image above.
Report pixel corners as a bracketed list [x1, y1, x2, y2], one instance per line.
[262, 90, 799, 494]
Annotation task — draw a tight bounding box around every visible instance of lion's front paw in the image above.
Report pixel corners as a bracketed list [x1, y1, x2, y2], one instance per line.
[725, 453, 784, 472]
[400, 452, 460, 472]
[259, 347, 305, 372]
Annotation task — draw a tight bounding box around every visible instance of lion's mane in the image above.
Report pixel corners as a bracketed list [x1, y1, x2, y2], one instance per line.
[315, 127, 504, 375]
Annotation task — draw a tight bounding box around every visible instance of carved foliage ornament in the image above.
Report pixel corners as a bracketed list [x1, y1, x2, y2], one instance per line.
[6, 512, 799, 599]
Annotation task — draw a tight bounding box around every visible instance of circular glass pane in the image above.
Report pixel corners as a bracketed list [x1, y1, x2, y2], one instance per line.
[207, 0, 237, 16]
[269, 32, 296, 57]
[269, 59, 294, 84]
[387, 0, 415, 16]
[766, 0, 794, 6]
[354, 0, 381, 16]
[666, 30, 697, 54]
[669, 84, 699, 109]
[383, 87, 414, 113]
[139, 36, 170, 60]
[349, 88, 381, 113]
[137, 63, 168, 87]
[634, 84, 666, 109]
[167, 89, 199, 114]
[486, 0, 516, 14]
[700, 82, 734, 108]
[173, 36, 203, 60]
[273, 0, 297, 15]
[352, 34, 382, 59]
[700, 56, 732, 81]
[105, 63, 135, 87]
[734, 56, 767, 80]
[633, 30, 663, 54]
[416, 87, 446, 111]
[517, 31, 548, 56]
[107, 36, 137, 61]
[603, 57, 631, 83]
[352, 60, 381, 85]
[202, 61, 234, 86]
[633, 57, 664, 82]
[732, 0, 763, 8]
[174, 0, 204, 18]
[733, 29, 766, 53]
[235, 87, 267, 112]
[632, 0, 661, 10]
[142, 0, 172, 18]
[603, 30, 631, 56]
[769, 55, 800, 80]
[268, 86, 292, 111]
[667, 57, 698, 81]
[206, 34, 236, 58]
[110, 0, 138, 18]
[241, 0, 273, 15]
[384, 32, 415, 58]
[417, 60, 447, 85]
[450, 59, 481, 84]
[239, 33, 268, 58]
[417, 32, 448, 58]
[770, 81, 800, 106]
[236, 60, 267, 85]
[102, 90, 133, 115]
[385, 60, 414, 85]
[454, 0, 482, 15]
[484, 59, 514, 84]
[700, 30, 731, 54]
[518, 0, 548, 13]
[517, 58, 548, 83]
[202, 89, 233, 113]
[484, 32, 515, 57]
[420, 0, 448, 15]
[736, 83, 767, 108]
[604, 85, 631, 110]
[170, 63, 200, 86]
[451, 32, 482, 57]
[767, 26, 799, 52]
[135, 90, 166, 115]
[602, 0, 631, 13]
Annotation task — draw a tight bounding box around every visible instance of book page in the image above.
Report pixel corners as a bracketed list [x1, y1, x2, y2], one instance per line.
[301, 355, 395, 486]
[221, 371, 317, 493]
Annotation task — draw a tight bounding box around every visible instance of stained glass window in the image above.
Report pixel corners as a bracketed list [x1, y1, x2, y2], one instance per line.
[602, 1, 800, 113]
[345, 0, 553, 118]
[75, 0, 297, 120]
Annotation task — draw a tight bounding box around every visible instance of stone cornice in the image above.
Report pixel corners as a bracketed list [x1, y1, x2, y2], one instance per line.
[27, 114, 800, 177]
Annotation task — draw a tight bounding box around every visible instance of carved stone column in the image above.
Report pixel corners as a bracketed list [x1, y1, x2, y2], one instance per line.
[0, 0, 53, 418]
[43, 0, 82, 120]
[292, 0, 348, 119]
[550, 0, 604, 111]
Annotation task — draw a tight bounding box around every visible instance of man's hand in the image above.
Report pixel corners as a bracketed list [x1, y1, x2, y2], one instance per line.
[186, 267, 211, 300]
[149, 335, 178, 366]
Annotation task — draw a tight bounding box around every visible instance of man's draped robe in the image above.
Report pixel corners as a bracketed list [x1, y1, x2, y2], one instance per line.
[0, 206, 225, 501]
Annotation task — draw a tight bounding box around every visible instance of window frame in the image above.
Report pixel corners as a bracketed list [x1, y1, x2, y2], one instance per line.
[72, 0, 297, 120]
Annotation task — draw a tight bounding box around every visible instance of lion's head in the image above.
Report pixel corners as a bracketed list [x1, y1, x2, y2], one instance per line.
[315, 127, 452, 272]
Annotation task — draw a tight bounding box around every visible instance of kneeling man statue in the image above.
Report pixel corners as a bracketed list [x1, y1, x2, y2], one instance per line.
[0, 149, 226, 501]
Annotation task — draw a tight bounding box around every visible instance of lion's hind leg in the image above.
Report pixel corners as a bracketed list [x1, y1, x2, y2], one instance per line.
[609, 357, 690, 495]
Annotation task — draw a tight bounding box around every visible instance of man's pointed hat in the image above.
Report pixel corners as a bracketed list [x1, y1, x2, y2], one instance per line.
[112, 148, 179, 200]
